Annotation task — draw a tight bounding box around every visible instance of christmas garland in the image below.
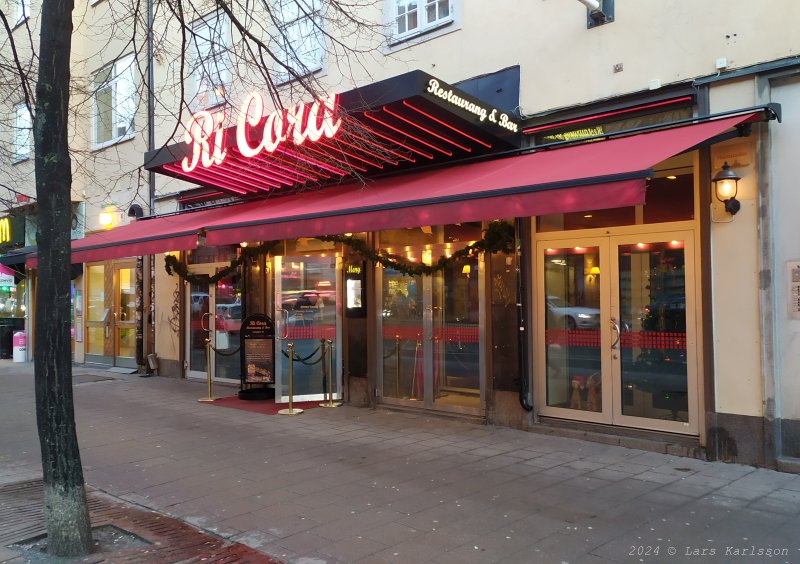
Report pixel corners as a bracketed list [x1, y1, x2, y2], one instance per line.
[165, 220, 515, 282]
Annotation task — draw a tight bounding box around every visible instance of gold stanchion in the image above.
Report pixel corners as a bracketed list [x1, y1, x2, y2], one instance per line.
[278, 342, 303, 415]
[198, 336, 215, 402]
[395, 336, 400, 397]
[410, 340, 421, 400]
[320, 339, 342, 408]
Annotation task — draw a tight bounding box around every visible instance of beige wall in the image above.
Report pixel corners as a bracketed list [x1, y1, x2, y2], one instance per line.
[154, 253, 182, 366]
[708, 80, 763, 417]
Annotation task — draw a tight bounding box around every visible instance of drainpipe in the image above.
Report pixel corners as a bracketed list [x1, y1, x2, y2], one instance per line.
[516, 218, 532, 412]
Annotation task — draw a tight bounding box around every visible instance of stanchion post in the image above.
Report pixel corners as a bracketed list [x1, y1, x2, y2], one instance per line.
[395, 336, 400, 397]
[320, 339, 341, 408]
[198, 336, 215, 402]
[279, 342, 303, 415]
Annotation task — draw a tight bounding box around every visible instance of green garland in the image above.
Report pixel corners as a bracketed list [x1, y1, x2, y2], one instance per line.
[165, 220, 515, 282]
[164, 241, 280, 285]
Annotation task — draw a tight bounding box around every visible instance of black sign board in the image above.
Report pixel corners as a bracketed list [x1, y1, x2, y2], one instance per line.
[240, 314, 275, 385]
[345, 262, 366, 318]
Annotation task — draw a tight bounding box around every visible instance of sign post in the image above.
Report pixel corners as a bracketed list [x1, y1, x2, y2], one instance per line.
[239, 314, 276, 400]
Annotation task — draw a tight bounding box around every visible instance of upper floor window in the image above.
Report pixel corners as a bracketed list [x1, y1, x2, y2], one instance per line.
[272, 0, 324, 83]
[15, 0, 28, 25]
[12, 102, 31, 162]
[392, 0, 452, 40]
[188, 12, 231, 109]
[92, 54, 136, 147]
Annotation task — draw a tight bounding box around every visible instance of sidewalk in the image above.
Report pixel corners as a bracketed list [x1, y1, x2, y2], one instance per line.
[1, 361, 799, 563]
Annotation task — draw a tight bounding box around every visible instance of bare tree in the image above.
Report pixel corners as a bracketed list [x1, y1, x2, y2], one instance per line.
[0, 0, 387, 556]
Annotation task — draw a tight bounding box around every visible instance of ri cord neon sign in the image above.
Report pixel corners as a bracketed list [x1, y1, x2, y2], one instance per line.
[181, 92, 342, 173]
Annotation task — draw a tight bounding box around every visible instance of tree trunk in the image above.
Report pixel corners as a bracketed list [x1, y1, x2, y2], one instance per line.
[33, 0, 92, 555]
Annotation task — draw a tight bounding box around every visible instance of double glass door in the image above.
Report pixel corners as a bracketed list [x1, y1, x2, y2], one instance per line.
[378, 247, 482, 412]
[273, 254, 341, 403]
[85, 262, 137, 368]
[537, 231, 697, 434]
[186, 267, 242, 382]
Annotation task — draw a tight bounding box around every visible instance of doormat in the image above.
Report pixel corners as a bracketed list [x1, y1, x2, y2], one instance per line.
[206, 395, 320, 415]
[108, 367, 139, 374]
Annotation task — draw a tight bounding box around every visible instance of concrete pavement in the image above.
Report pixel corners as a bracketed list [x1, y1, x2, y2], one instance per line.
[1, 360, 799, 563]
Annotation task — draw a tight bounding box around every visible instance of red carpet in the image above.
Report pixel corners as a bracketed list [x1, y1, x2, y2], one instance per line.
[205, 395, 320, 414]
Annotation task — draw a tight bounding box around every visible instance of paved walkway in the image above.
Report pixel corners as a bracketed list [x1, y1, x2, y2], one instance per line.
[1, 361, 799, 563]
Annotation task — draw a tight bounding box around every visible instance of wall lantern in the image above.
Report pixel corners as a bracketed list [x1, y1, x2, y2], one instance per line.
[98, 207, 116, 230]
[712, 162, 741, 216]
[587, 266, 600, 282]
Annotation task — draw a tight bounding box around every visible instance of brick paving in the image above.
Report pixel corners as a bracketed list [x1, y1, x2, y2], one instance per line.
[1, 361, 800, 563]
[0, 479, 278, 563]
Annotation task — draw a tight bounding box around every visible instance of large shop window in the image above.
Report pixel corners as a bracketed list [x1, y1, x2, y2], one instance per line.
[188, 11, 231, 109]
[12, 103, 31, 163]
[92, 55, 136, 147]
[272, 0, 325, 82]
[391, 0, 453, 40]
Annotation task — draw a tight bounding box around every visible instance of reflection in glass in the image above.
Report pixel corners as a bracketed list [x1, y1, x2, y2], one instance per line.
[214, 269, 243, 380]
[618, 240, 687, 422]
[118, 328, 135, 358]
[87, 265, 105, 322]
[544, 246, 602, 412]
[118, 268, 135, 322]
[382, 270, 423, 400]
[87, 326, 104, 356]
[189, 281, 209, 374]
[278, 255, 337, 397]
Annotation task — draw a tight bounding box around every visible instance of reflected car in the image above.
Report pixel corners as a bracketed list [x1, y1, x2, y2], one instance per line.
[546, 296, 600, 330]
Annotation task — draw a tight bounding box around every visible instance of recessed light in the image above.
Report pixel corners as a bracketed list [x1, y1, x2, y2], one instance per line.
[666, 175, 677, 180]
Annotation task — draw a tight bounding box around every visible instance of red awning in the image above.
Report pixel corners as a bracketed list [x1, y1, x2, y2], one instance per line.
[51, 111, 757, 265]
[203, 112, 755, 246]
[70, 205, 228, 264]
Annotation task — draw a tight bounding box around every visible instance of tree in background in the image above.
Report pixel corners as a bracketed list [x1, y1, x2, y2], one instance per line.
[0, 0, 385, 556]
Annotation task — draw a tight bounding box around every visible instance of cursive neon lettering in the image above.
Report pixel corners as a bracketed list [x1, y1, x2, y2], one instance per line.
[182, 111, 227, 172]
[184, 91, 343, 171]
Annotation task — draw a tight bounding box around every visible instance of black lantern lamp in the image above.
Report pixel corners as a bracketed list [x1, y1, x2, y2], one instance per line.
[712, 162, 741, 216]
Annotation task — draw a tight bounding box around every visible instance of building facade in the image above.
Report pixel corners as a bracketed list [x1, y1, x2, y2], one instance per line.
[2, 0, 799, 470]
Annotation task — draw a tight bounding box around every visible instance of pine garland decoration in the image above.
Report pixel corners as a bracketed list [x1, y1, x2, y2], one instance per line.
[165, 220, 515, 281]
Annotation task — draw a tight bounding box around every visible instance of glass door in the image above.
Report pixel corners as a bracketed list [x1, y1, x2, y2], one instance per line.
[536, 232, 697, 434]
[273, 254, 341, 403]
[379, 246, 482, 412]
[186, 266, 243, 382]
[113, 266, 137, 368]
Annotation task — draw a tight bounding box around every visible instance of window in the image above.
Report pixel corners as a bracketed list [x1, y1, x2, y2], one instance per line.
[393, 0, 451, 39]
[272, 0, 324, 82]
[93, 55, 136, 147]
[13, 103, 31, 162]
[188, 12, 231, 109]
[15, 0, 28, 25]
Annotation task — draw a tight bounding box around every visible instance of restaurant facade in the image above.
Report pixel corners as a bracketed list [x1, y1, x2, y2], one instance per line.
[3, 1, 799, 471]
[54, 63, 793, 468]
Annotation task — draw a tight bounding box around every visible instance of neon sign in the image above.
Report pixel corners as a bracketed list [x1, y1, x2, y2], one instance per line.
[182, 92, 342, 173]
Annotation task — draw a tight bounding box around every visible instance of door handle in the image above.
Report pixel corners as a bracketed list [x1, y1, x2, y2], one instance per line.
[201, 312, 211, 332]
[276, 309, 289, 340]
[610, 317, 621, 350]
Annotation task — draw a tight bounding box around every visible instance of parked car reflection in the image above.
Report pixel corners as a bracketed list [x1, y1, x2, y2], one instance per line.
[546, 296, 600, 329]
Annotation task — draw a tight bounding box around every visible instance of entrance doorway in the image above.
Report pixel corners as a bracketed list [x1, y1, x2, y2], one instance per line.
[536, 231, 698, 434]
[84, 261, 137, 368]
[378, 245, 483, 413]
[273, 254, 341, 403]
[185, 266, 242, 382]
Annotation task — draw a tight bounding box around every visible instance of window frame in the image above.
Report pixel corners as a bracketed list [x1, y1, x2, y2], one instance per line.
[91, 54, 136, 150]
[388, 0, 455, 44]
[14, 0, 28, 26]
[271, 0, 325, 84]
[12, 102, 32, 163]
[188, 11, 232, 111]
